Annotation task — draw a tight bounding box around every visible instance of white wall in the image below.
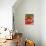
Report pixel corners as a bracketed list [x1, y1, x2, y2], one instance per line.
[41, 0, 46, 46]
[0, 0, 16, 30]
[13, 0, 41, 46]
[0, 0, 17, 38]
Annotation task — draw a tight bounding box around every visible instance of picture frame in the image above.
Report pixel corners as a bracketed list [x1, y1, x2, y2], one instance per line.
[25, 14, 34, 25]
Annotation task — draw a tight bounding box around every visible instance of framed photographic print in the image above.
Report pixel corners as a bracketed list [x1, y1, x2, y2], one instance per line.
[25, 14, 34, 25]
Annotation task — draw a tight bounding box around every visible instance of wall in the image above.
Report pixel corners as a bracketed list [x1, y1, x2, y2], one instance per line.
[0, 0, 16, 30]
[13, 0, 41, 46]
[41, 0, 46, 46]
[0, 0, 16, 38]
